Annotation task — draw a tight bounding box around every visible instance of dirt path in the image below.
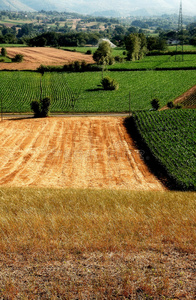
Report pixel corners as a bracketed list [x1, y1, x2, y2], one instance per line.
[0, 117, 165, 190]
[0, 47, 95, 70]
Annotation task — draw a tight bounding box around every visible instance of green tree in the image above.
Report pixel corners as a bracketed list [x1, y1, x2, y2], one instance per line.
[93, 41, 112, 66]
[125, 33, 147, 61]
[125, 34, 141, 61]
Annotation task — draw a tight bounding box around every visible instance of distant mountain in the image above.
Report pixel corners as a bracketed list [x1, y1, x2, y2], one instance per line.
[0, 0, 196, 16]
[0, 0, 34, 11]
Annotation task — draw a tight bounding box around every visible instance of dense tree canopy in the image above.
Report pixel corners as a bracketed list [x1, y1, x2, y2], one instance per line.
[125, 33, 147, 61]
[93, 41, 113, 65]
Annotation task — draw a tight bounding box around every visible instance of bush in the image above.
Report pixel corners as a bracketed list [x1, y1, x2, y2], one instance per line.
[86, 49, 92, 55]
[114, 55, 124, 63]
[74, 60, 81, 71]
[150, 98, 160, 110]
[167, 101, 174, 108]
[0, 58, 5, 62]
[1, 47, 7, 57]
[108, 56, 115, 65]
[175, 104, 182, 109]
[40, 97, 50, 117]
[12, 54, 24, 62]
[30, 100, 40, 118]
[31, 97, 51, 118]
[101, 76, 119, 91]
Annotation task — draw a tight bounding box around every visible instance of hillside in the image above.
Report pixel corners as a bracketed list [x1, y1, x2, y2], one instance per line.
[0, 0, 196, 16]
[0, 0, 34, 11]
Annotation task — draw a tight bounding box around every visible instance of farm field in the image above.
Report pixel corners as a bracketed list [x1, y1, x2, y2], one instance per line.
[108, 54, 196, 70]
[0, 117, 165, 190]
[131, 109, 196, 190]
[0, 44, 196, 299]
[1, 70, 196, 112]
[0, 47, 95, 70]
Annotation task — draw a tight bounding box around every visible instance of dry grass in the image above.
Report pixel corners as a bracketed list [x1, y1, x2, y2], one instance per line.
[0, 187, 195, 299]
[0, 187, 195, 254]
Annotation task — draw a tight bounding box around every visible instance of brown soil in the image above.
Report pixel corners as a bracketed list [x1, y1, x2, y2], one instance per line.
[0, 249, 195, 299]
[0, 47, 95, 70]
[0, 117, 165, 190]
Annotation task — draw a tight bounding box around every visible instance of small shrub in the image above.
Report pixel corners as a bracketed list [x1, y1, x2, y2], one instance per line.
[31, 97, 50, 118]
[175, 104, 182, 109]
[40, 97, 51, 117]
[123, 51, 127, 55]
[1, 47, 7, 56]
[12, 54, 24, 62]
[108, 56, 115, 65]
[101, 76, 119, 91]
[150, 98, 160, 110]
[0, 58, 5, 62]
[74, 61, 81, 72]
[30, 100, 40, 118]
[81, 60, 87, 71]
[68, 62, 75, 71]
[167, 101, 174, 108]
[114, 55, 124, 63]
[86, 49, 92, 55]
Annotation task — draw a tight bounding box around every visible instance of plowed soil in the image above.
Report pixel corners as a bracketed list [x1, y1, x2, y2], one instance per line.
[0, 47, 95, 70]
[0, 117, 165, 190]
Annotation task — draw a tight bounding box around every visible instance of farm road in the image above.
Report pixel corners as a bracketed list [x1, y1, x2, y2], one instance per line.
[0, 117, 165, 190]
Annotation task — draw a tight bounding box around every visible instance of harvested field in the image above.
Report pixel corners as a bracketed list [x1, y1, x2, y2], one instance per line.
[0, 47, 95, 70]
[0, 117, 165, 190]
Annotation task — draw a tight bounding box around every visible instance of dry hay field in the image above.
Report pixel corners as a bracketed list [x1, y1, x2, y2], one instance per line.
[0, 47, 95, 70]
[0, 116, 165, 190]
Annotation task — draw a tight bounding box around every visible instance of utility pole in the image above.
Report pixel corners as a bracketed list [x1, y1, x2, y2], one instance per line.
[175, 1, 184, 61]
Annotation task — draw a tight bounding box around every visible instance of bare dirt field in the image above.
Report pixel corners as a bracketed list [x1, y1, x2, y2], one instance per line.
[0, 117, 165, 190]
[0, 47, 95, 70]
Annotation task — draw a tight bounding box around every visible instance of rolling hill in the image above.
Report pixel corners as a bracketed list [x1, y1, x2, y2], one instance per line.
[0, 0, 196, 16]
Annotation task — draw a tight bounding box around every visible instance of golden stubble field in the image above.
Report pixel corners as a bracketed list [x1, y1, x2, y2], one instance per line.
[0, 116, 195, 299]
[0, 116, 165, 190]
[0, 47, 95, 70]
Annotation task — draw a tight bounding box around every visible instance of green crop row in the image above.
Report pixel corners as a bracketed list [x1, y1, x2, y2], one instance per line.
[0, 70, 196, 113]
[132, 109, 196, 190]
[108, 54, 196, 70]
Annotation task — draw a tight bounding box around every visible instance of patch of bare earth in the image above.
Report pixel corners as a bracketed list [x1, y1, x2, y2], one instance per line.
[0, 47, 95, 70]
[0, 250, 195, 299]
[0, 117, 165, 190]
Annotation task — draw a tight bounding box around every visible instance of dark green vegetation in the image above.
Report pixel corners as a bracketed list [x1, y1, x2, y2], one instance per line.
[0, 9, 196, 50]
[108, 53, 196, 70]
[101, 76, 119, 90]
[31, 97, 51, 117]
[1, 70, 196, 113]
[129, 110, 196, 190]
